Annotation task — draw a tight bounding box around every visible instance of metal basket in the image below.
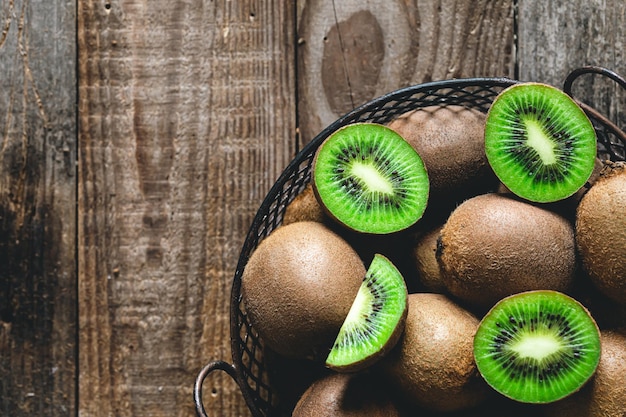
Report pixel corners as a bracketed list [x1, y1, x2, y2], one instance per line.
[194, 67, 626, 417]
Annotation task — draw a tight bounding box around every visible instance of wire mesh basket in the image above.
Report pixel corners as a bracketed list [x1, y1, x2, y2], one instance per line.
[194, 67, 626, 417]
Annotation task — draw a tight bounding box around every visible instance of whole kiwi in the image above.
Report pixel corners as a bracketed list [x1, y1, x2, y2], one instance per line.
[437, 193, 576, 310]
[241, 221, 366, 360]
[387, 105, 497, 211]
[381, 293, 490, 412]
[575, 160, 626, 304]
[543, 330, 626, 417]
[292, 372, 402, 417]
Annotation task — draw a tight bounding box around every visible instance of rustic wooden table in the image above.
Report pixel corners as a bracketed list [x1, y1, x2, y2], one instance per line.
[0, 1, 624, 416]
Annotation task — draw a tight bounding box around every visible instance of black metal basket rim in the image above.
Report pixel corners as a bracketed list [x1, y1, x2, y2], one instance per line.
[233, 76, 521, 274]
[230, 75, 522, 310]
[196, 68, 626, 417]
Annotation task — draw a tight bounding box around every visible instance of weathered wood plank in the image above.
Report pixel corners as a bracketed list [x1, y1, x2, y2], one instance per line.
[0, 0, 77, 415]
[77, 1, 296, 416]
[517, 0, 626, 130]
[296, 0, 515, 145]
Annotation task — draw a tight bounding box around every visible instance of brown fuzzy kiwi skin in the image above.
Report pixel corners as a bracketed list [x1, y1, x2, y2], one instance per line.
[291, 372, 402, 417]
[380, 293, 491, 413]
[575, 160, 626, 304]
[567, 269, 626, 333]
[241, 221, 366, 360]
[387, 105, 498, 210]
[437, 193, 577, 311]
[543, 330, 626, 417]
[412, 224, 447, 294]
[282, 183, 328, 226]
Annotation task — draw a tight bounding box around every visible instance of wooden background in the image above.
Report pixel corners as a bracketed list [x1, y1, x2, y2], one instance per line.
[0, 0, 624, 416]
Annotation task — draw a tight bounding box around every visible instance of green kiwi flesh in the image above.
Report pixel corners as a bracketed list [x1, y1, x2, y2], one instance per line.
[313, 122, 429, 234]
[473, 290, 601, 404]
[484, 83, 597, 203]
[326, 254, 408, 372]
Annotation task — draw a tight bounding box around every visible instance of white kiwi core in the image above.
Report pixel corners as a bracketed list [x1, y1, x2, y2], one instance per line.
[510, 334, 561, 360]
[524, 119, 557, 165]
[351, 162, 394, 194]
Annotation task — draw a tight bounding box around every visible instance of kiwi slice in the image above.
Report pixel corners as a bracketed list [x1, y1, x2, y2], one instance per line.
[484, 83, 597, 203]
[313, 122, 429, 234]
[473, 290, 601, 404]
[326, 253, 408, 372]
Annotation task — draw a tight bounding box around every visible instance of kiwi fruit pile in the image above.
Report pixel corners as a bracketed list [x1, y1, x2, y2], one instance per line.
[240, 82, 626, 416]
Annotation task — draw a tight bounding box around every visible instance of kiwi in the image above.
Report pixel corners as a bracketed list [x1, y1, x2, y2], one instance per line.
[282, 183, 327, 225]
[326, 254, 408, 372]
[381, 293, 490, 412]
[437, 193, 576, 310]
[473, 290, 602, 404]
[575, 160, 626, 304]
[498, 157, 605, 221]
[388, 105, 497, 209]
[312, 122, 429, 234]
[567, 268, 626, 333]
[543, 330, 626, 417]
[411, 224, 447, 293]
[484, 82, 597, 203]
[292, 372, 402, 417]
[241, 221, 366, 360]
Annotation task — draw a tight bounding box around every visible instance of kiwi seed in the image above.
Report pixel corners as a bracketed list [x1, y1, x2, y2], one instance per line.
[312, 122, 429, 234]
[484, 82, 597, 203]
[473, 290, 602, 404]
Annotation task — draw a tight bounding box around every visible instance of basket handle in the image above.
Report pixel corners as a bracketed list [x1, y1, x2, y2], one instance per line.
[194, 360, 240, 417]
[562, 65, 626, 143]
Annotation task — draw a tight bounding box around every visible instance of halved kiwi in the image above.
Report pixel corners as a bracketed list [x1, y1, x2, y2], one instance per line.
[484, 83, 597, 203]
[313, 122, 429, 234]
[326, 253, 408, 372]
[473, 290, 601, 404]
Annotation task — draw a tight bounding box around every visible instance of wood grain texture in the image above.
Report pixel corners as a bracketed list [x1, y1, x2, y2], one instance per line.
[77, 1, 296, 416]
[0, 0, 77, 415]
[517, 0, 626, 131]
[1, 0, 624, 416]
[296, 0, 515, 145]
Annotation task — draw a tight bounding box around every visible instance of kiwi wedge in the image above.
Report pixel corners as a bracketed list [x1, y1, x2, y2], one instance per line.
[473, 290, 601, 404]
[484, 82, 597, 203]
[326, 254, 408, 372]
[312, 122, 429, 234]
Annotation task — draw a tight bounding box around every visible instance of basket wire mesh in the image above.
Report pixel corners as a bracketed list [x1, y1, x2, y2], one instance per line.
[195, 68, 626, 417]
